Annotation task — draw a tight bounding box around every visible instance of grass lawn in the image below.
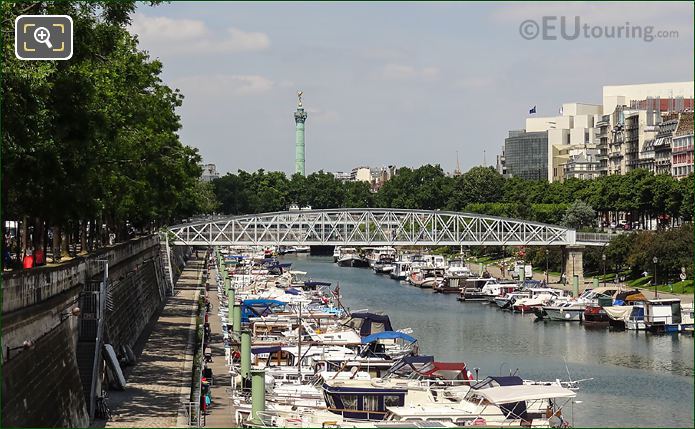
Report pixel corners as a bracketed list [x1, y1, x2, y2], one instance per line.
[627, 276, 694, 295]
[655, 280, 694, 294]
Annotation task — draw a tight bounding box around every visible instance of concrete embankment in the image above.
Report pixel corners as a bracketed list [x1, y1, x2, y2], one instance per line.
[1, 236, 190, 428]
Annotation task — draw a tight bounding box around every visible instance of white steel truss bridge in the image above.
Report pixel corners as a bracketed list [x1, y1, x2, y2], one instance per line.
[165, 209, 611, 247]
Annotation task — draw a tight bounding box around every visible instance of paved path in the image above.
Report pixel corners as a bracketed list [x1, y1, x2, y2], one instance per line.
[202, 266, 238, 428]
[97, 257, 203, 428]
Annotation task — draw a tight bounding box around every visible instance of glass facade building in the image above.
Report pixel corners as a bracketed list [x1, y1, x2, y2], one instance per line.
[504, 130, 548, 180]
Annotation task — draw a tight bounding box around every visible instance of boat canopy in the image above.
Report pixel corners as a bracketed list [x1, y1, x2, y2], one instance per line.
[604, 306, 633, 322]
[472, 376, 524, 389]
[474, 384, 576, 404]
[251, 345, 282, 354]
[304, 281, 332, 287]
[418, 361, 473, 380]
[383, 355, 434, 378]
[614, 289, 646, 304]
[284, 288, 301, 295]
[345, 312, 394, 336]
[361, 331, 416, 344]
[241, 299, 287, 322]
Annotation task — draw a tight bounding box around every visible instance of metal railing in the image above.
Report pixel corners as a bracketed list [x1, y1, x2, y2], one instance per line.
[576, 232, 614, 243]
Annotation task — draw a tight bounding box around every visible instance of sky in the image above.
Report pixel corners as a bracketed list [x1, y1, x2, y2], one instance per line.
[127, 1, 694, 176]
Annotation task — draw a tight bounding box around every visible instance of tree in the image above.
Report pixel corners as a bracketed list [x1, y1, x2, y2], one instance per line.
[680, 173, 694, 221]
[447, 166, 504, 210]
[2, 1, 208, 260]
[344, 181, 374, 207]
[561, 200, 596, 230]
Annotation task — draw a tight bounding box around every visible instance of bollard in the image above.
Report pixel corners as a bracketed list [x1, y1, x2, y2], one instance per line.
[250, 368, 266, 425]
[573, 275, 579, 298]
[232, 289, 236, 332]
[241, 330, 251, 380]
[233, 303, 242, 333]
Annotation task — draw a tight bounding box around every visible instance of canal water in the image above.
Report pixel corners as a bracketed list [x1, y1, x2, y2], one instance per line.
[282, 255, 694, 428]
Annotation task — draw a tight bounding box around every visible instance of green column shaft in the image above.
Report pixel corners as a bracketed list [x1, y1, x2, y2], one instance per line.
[295, 121, 305, 176]
[224, 277, 230, 296]
[233, 303, 242, 333]
[593, 277, 599, 288]
[573, 275, 579, 298]
[227, 290, 235, 326]
[241, 330, 251, 380]
[250, 369, 266, 424]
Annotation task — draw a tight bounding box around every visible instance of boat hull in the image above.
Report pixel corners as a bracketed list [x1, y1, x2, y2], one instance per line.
[494, 298, 512, 309]
[337, 258, 370, 268]
[544, 308, 584, 321]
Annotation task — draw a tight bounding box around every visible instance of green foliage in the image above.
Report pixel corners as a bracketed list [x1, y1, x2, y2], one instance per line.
[2, 1, 212, 239]
[447, 166, 504, 210]
[625, 224, 694, 280]
[561, 200, 596, 230]
[377, 165, 452, 209]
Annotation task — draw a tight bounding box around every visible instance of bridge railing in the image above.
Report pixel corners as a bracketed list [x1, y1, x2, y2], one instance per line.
[576, 232, 613, 244]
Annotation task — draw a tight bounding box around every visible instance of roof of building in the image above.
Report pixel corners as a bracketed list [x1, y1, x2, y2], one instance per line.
[675, 111, 694, 136]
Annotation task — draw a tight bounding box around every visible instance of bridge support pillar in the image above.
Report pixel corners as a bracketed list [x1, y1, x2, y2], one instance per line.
[564, 245, 585, 294]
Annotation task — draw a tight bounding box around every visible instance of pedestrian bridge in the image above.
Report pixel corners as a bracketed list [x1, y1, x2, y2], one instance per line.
[165, 209, 611, 247]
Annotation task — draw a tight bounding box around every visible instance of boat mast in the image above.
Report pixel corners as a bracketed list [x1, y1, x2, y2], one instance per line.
[297, 300, 302, 376]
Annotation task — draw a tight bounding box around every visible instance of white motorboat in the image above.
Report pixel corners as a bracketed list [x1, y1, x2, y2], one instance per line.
[337, 248, 369, 268]
[446, 258, 471, 277]
[389, 260, 411, 280]
[364, 247, 396, 268]
[544, 301, 585, 321]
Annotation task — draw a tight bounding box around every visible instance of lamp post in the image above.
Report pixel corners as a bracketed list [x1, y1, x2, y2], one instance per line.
[6, 339, 34, 360]
[545, 249, 549, 285]
[602, 254, 607, 288]
[653, 256, 658, 298]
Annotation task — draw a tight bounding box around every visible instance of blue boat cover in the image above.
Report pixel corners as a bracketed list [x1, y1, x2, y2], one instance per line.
[242, 299, 286, 306]
[226, 255, 245, 260]
[361, 331, 417, 344]
[488, 376, 524, 386]
[304, 281, 332, 287]
[401, 355, 434, 364]
[251, 346, 282, 354]
[241, 299, 288, 322]
[285, 288, 301, 295]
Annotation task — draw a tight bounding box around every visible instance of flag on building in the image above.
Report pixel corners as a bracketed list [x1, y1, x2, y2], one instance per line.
[529, 106, 536, 114]
[559, 106, 564, 115]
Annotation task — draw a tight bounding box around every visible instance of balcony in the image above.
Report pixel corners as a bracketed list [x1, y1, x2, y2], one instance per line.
[672, 145, 694, 154]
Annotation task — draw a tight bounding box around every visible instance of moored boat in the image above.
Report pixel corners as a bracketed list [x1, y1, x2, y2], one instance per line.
[544, 301, 585, 321]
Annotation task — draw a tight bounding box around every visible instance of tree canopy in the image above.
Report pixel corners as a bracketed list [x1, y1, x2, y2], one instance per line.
[2, 2, 210, 257]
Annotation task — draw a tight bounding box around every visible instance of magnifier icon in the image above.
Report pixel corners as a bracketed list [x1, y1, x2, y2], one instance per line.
[33, 26, 53, 49]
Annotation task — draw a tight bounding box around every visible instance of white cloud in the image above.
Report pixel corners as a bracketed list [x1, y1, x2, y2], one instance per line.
[174, 74, 275, 97]
[491, 1, 692, 33]
[378, 64, 441, 81]
[128, 13, 270, 55]
[128, 14, 209, 41]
